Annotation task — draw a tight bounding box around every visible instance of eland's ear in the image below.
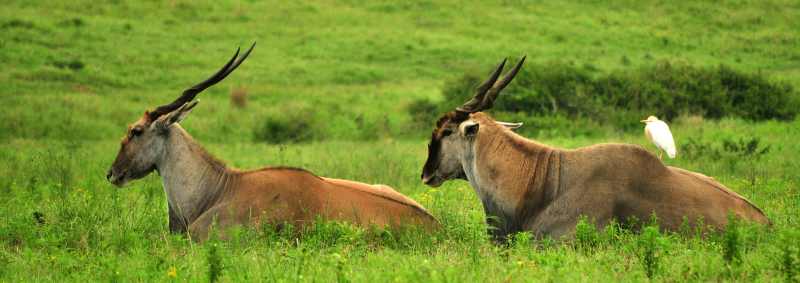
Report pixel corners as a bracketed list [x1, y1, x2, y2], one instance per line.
[153, 101, 198, 132]
[497, 121, 523, 130]
[460, 120, 479, 137]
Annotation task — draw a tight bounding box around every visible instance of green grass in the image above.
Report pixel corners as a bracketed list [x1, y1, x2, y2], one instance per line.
[1, 0, 799, 281]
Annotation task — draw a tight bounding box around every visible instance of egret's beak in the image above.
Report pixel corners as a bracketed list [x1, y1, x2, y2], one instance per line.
[640, 120, 648, 123]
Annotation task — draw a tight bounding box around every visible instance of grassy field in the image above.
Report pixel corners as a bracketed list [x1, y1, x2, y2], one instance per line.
[1, 0, 799, 281]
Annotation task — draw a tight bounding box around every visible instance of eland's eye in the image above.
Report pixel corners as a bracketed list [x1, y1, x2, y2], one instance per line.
[130, 128, 143, 138]
[441, 129, 453, 137]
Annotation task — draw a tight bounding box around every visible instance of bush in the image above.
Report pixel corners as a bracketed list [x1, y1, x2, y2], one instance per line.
[206, 242, 223, 283]
[407, 98, 440, 130]
[493, 112, 614, 138]
[777, 230, 800, 282]
[723, 214, 743, 266]
[498, 61, 598, 116]
[574, 215, 600, 252]
[637, 226, 665, 279]
[253, 104, 316, 144]
[416, 60, 799, 134]
[594, 62, 798, 121]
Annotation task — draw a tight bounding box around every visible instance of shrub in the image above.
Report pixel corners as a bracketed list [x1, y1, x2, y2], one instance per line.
[415, 60, 799, 134]
[594, 61, 798, 121]
[574, 215, 600, 252]
[680, 137, 722, 161]
[206, 242, 223, 283]
[440, 70, 486, 111]
[637, 226, 663, 279]
[509, 231, 533, 251]
[493, 112, 614, 138]
[721, 137, 771, 159]
[498, 61, 598, 116]
[407, 98, 440, 130]
[680, 136, 770, 184]
[253, 104, 316, 143]
[723, 214, 743, 266]
[777, 230, 800, 282]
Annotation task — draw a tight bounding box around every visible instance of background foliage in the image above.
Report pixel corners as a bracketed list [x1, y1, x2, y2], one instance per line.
[1, 0, 799, 281]
[411, 61, 798, 136]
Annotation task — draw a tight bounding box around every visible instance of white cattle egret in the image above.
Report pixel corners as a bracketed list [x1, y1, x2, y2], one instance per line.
[641, 116, 676, 159]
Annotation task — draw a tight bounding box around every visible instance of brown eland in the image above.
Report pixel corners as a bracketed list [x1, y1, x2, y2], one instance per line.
[420, 57, 769, 241]
[106, 43, 438, 241]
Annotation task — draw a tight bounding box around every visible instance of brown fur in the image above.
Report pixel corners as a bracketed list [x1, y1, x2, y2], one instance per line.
[189, 166, 440, 241]
[109, 112, 439, 242]
[104, 45, 442, 241]
[423, 112, 769, 241]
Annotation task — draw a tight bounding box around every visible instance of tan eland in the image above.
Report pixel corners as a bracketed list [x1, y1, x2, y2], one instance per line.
[420, 57, 769, 241]
[106, 43, 438, 241]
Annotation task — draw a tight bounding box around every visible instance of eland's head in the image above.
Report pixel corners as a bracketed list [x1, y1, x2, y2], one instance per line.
[421, 57, 526, 187]
[106, 43, 255, 187]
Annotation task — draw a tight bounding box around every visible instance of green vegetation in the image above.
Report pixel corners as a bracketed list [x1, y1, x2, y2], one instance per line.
[1, 0, 799, 281]
[414, 61, 799, 134]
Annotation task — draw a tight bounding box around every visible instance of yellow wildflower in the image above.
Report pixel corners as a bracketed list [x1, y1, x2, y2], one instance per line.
[167, 266, 177, 278]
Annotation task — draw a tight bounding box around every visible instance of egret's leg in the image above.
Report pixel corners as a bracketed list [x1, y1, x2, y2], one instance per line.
[658, 152, 663, 160]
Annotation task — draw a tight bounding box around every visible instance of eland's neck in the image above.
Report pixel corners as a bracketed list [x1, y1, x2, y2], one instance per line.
[462, 123, 557, 236]
[155, 125, 231, 229]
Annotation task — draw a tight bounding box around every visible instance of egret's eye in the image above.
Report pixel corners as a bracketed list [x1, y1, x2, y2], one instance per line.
[441, 129, 453, 137]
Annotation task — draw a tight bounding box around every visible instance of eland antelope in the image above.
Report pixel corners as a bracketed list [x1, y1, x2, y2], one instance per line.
[420, 57, 769, 241]
[106, 43, 438, 241]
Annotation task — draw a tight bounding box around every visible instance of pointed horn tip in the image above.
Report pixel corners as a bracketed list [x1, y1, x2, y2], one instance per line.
[234, 41, 256, 51]
[184, 100, 199, 110]
[513, 55, 526, 67]
[236, 41, 257, 61]
[492, 58, 507, 71]
[244, 41, 257, 52]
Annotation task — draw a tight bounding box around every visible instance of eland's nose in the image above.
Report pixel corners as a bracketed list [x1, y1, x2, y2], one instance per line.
[106, 169, 112, 181]
[421, 175, 432, 185]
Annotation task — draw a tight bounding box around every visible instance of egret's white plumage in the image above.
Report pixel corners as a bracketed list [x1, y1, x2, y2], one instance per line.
[641, 116, 676, 159]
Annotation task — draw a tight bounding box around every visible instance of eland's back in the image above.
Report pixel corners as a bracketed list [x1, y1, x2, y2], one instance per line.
[187, 167, 439, 241]
[562, 143, 769, 230]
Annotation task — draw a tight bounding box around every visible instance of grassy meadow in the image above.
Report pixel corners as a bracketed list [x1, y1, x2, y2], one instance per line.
[1, 0, 799, 281]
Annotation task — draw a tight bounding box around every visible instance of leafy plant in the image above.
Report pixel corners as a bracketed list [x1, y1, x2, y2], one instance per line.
[777, 231, 800, 283]
[723, 214, 743, 266]
[680, 135, 771, 184]
[637, 226, 664, 279]
[722, 137, 771, 159]
[510, 231, 533, 251]
[575, 215, 600, 252]
[207, 242, 223, 283]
